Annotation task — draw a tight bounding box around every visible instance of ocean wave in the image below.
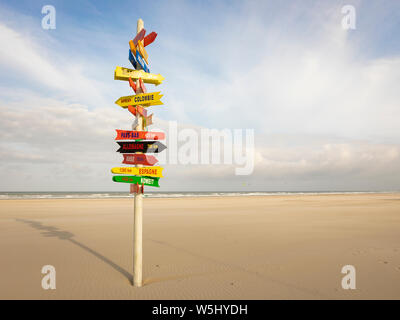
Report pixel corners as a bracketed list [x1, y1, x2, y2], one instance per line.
[0, 191, 392, 200]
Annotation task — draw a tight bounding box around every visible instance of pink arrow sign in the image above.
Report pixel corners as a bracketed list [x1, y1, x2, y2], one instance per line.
[122, 154, 158, 166]
[132, 29, 146, 46]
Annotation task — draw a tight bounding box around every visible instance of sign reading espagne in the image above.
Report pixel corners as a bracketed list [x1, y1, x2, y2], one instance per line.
[111, 166, 163, 178]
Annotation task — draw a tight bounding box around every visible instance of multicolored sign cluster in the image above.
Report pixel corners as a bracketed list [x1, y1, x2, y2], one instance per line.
[112, 27, 166, 192]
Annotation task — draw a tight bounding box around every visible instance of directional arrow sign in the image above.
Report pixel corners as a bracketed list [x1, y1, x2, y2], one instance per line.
[116, 141, 167, 153]
[132, 28, 146, 46]
[137, 40, 149, 65]
[115, 129, 165, 140]
[139, 78, 147, 93]
[128, 105, 137, 116]
[143, 114, 153, 127]
[114, 66, 164, 85]
[129, 49, 138, 69]
[128, 77, 137, 92]
[112, 175, 160, 187]
[111, 166, 163, 178]
[129, 40, 137, 56]
[136, 49, 150, 73]
[144, 32, 157, 47]
[136, 105, 147, 117]
[122, 154, 158, 166]
[115, 92, 163, 108]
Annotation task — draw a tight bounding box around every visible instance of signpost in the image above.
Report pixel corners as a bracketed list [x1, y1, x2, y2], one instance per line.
[112, 18, 166, 287]
[111, 166, 163, 178]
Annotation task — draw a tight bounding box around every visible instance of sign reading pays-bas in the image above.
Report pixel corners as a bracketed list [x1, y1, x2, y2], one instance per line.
[111, 166, 163, 178]
[116, 141, 167, 153]
[112, 175, 160, 187]
[115, 129, 165, 140]
[115, 92, 163, 108]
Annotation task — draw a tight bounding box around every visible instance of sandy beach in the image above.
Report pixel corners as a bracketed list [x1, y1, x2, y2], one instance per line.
[0, 193, 399, 299]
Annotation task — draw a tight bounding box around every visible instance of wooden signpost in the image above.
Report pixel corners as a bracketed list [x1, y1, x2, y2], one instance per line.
[112, 19, 166, 287]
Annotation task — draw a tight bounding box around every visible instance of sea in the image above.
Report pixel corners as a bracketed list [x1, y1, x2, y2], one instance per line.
[0, 191, 389, 200]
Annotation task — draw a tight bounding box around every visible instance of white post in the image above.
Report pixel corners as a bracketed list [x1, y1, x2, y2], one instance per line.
[133, 18, 144, 287]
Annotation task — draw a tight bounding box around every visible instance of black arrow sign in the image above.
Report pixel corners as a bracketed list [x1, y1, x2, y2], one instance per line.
[116, 141, 167, 153]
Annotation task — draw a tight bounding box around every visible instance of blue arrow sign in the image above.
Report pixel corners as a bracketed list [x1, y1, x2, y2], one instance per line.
[136, 50, 150, 73]
[129, 49, 138, 69]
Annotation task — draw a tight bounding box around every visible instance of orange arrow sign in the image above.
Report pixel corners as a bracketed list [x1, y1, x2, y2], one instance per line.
[129, 77, 137, 92]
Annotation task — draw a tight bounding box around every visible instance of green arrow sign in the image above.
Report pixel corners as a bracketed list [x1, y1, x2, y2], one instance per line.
[112, 175, 160, 187]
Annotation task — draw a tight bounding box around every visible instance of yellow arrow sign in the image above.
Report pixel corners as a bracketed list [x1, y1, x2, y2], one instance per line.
[137, 40, 149, 64]
[111, 166, 163, 178]
[115, 92, 163, 108]
[114, 66, 164, 85]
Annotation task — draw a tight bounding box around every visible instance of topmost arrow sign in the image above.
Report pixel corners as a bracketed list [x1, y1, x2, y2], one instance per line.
[144, 32, 157, 47]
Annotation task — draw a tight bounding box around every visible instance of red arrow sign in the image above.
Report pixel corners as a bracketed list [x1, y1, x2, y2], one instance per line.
[127, 105, 147, 117]
[128, 77, 137, 92]
[122, 154, 158, 166]
[144, 32, 157, 47]
[128, 105, 137, 116]
[116, 129, 165, 140]
[132, 29, 146, 46]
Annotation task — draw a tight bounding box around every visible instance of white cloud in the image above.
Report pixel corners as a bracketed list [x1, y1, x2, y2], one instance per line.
[0, 101, 400, 191]
[0, 2, 399, 191]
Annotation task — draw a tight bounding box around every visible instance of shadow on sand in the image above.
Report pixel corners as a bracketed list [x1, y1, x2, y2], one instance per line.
[16, 218, 132, 284]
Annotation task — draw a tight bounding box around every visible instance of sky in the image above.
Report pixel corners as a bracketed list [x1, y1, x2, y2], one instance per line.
[0, 0, 399, 192]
